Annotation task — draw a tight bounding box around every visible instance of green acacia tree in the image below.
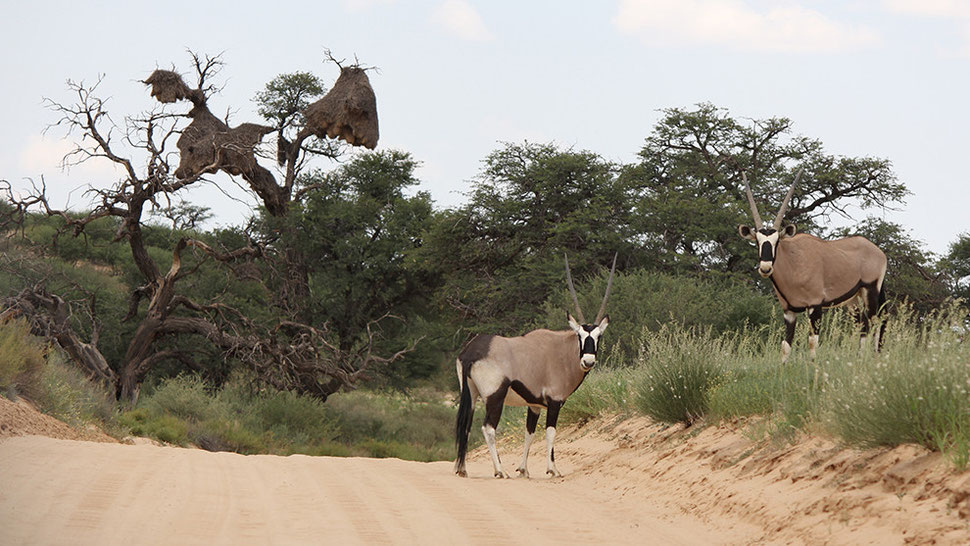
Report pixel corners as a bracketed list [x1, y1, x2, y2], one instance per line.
[624, 103, 909, 277]
[277, 150, 438, 384]
[418, 141, 636, 335]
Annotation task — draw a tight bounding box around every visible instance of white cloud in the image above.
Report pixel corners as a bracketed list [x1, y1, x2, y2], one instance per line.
[432, 0, 494, 42]
[19, 134, 122, 180]
[343, 0, 396, 12]
[614, 0, 880, 53]
[884, 0, 970, 18]
[884, 0, 970, 58]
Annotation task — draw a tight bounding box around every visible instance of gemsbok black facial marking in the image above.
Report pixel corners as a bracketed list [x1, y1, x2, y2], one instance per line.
[738, 169, 888, 363]
[453, 253, 617, 479]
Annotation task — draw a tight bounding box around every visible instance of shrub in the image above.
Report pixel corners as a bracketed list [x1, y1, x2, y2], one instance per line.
[822, 305, 970, 466]
[143, 374, 225, 422]
[35, 352, 118, 430]
[632, 326, 729, 425]
[0, 319, 46, 398]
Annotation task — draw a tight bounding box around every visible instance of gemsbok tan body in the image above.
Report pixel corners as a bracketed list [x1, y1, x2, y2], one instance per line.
[454, 255, 616, 479]
[738, 171, 888, 361]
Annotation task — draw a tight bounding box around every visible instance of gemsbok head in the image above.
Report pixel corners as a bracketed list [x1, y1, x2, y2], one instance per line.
[738, 170, 888, 362]
[454, 253, 617, 479]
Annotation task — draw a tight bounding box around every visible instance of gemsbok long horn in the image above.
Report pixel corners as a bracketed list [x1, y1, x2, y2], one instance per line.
[773, 169, 802, 230]
[594, 253, 618, 324]
[741, 172, 764, 230]
[564, 253, 586, 324]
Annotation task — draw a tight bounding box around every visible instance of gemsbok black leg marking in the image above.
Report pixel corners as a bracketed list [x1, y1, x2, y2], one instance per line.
[783, 311, 797, 363]
[516, 407, 542, 478]
[545, 401, 563, 477]
[483, 383, 511, 478]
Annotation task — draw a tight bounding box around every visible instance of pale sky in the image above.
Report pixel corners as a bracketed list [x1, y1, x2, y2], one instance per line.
[1, 0, 968, 255]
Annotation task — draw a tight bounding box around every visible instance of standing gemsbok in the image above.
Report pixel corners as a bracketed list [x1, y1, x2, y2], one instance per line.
[454, 254, 617, 479]
[738, 170, 888, 362]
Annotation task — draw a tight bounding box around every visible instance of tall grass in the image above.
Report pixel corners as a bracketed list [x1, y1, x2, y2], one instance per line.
[0, 319, 45, 399]
[601, 303, 970, 467]
[633, 326, 730, 425]
[122, 373, 461, 461]
[822, 305, 970, 466]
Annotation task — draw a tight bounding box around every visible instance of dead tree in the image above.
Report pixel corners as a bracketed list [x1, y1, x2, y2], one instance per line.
[1, 52, 392, 405]
[143, 51, 379, 316]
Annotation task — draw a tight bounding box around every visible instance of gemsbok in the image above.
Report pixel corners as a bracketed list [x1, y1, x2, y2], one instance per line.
[738, 170, 888, 362]
[454, 254, 617, 479]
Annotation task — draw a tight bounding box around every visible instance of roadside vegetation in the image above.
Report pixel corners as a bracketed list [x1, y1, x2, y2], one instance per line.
[4, 79, 970, 467]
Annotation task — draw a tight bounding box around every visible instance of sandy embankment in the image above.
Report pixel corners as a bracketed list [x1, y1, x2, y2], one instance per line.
[2, 395, 970, 544]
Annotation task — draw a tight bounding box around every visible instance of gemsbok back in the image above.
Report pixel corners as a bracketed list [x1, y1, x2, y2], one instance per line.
[454, 254, 617, 478]
[738, 170, 888, 362]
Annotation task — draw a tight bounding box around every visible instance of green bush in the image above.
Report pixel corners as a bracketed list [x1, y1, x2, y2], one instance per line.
[35, 353, 118, 430]
[822, 305, 970, 467]
[632, 326, 729, 425]
[143, 374, 225, 422]
[560, 366, 634, 425]
[0, 319, 46, 398]
[118, 409, 190, 445]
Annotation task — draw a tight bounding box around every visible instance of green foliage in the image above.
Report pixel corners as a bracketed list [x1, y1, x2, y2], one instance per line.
[254, 71, 325, 131]
[0, 319, 46, 398]
[538, 268, 776, 367]
[35, 353, 117, 429]
[560, 367, 636, 425]
[0, 321, 120, 434]
[119, 409, 190, 445]
[632, 327, 729, 424]
[625, 103, 907, 276]
[823, 305, 970, 466]
[417, 141, 636, 334]
[124, 373, 457, 460]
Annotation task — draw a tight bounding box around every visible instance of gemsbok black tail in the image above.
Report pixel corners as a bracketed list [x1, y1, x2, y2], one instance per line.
[454, 363, 474, 476]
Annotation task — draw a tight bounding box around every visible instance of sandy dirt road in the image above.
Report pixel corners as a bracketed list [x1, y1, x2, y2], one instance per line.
[0, 435, 740, 545]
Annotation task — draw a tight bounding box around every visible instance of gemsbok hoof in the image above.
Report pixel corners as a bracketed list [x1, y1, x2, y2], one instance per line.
[494, 471, 510, 479]
[546, 469, 562, 478]
[516, 468, 529, 479]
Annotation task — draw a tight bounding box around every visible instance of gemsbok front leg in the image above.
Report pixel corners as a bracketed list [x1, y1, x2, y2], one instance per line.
[545, 401, 562, 477]
[783, 311, 796, 363]
[516, 407, 540, 478]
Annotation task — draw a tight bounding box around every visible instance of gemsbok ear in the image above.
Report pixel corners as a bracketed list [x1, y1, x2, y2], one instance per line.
[782, 224, 797, 238]
[739, 225, 757, 241]
[597, 314, 610, 332]
[567, 313, 582, 332]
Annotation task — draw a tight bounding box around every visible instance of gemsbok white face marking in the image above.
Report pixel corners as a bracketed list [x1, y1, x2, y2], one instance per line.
[453, 253, 617, 479]
[737, 169, 888, 363]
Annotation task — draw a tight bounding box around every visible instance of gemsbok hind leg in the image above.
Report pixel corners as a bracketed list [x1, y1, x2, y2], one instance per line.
[858, 285, 883, 351]
[808, 307, 823, 360]
[545, 401, 563, 477]
[516, 407, 540, 478]
[483, 386, 510, 478]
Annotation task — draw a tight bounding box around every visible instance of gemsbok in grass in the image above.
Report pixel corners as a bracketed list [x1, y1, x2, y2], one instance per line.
[454, 254, 617, 479]
[738, 170, 888, 362]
